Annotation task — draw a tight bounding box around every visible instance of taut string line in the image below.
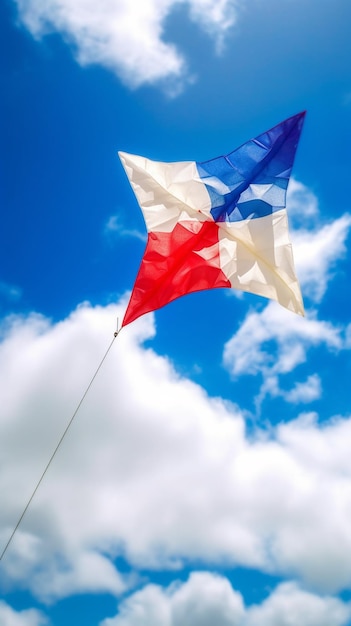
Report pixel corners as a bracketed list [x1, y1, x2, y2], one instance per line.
[0, 328, 120, 562]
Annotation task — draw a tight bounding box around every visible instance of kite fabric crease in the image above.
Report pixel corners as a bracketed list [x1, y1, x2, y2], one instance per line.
[119, 112, 306, 327]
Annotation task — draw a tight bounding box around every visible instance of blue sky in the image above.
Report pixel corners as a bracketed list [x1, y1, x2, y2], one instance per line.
[1, 0, 351, 624]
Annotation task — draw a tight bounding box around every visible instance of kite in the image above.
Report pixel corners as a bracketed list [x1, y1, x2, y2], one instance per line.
[0, 113, 307, 562]
[119, 112, 305, 327]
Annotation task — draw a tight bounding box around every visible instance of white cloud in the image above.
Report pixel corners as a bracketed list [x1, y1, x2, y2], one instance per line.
[2, 302, 351, 599]
[13, 0, 239, 91]
[0, 601, 47, 626]
[287, 178, 319, 221]
[100, 574, 351, 626]
[223, 302, 342, 409]
[187, 0, 240, 51]
[246, 581, 351, 626]
[223, 302, 342, 378]
[104, 215, 146, 242]
[287, 179, 351, 303]
[102, 572, 245, 626]
[292, 215, 351, 303]
[283, 374, 321, 404]
[255, 373, 322, 409]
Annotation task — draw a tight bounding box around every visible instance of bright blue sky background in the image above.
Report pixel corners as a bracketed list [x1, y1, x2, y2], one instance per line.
[1, 1, 351, 625]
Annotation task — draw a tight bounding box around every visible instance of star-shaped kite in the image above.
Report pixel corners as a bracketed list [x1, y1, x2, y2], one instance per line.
[119, 112, 305, 327]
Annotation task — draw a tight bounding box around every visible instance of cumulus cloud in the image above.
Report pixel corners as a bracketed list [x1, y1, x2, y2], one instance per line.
[287, 179, 351, 302]
[223, 302, 343, 411]
[2, 302, 351, 601]
[100, 573, 351, 626]
[255, 373, 322, 410]
[0, 601, 47, 626]
[102, 572, 245, 626]
[101, 572, 244, 626]
[287, 178, 319, 222]
[246, 581, 351, 626]
[223, 303, 342, 378]
[293, 215, 351, 303]
[13, 0, 239, 91]
[282, 374, 321, 404]
[222, 301, 345, 409]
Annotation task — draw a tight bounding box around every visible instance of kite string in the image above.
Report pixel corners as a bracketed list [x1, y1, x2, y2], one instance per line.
[0, 329, 120, 562]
